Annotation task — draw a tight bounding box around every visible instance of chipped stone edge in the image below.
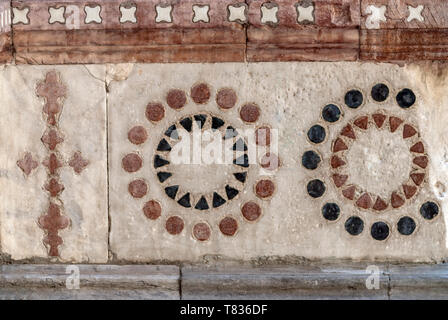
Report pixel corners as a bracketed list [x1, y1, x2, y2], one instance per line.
[1, 263, 448, 299]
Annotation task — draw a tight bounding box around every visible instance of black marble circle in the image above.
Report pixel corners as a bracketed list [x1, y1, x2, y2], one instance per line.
[322, 203, 340, 221]
[322, 104, 341, 123]
[396, 88, 416, 109]
[307, 179, 326, 198]
[345, 216, 364, 236]
[397, 216, 416, 236]
[307, 125, 326, 144]
[371, 222, 389, 241]
[302, 150, 321, 170]
[344, 90, 363, 109]
[371, 83, 389, 102]
[420, 201, 439, 220]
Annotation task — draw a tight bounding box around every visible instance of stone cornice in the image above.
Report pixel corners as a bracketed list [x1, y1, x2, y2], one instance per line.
[0, 0, 447, 64]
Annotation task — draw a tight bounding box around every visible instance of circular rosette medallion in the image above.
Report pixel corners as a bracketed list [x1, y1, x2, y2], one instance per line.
[123, 83, 279, 242]
[303, 84, 440, 241]
[153, 113, 249, 211]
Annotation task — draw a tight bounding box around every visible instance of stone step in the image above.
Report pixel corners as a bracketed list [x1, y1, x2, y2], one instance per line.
[1, 264, 448, 300]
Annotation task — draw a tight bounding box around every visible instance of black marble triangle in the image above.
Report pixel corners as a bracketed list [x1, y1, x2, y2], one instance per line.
[225, 185, 239, 200]
[178, 193, 191, 208]
[233, 172, 247, 183]
[195, 196, 209, 211]
[212, 192, 226, 208]
[165, 185, 179, 199]
[165, 125, 179, 140]
[224, 126, 238, 139]
[194, 114, 207, 129]
[232, 138, 248, 151]
[157, 172, 172, 183]
[180, 117, 193, 132]
[154, 155, 170, 168]
[233, 154, 249, 168]
[212, 117, 225, 130]
[157, 139, 172, 152]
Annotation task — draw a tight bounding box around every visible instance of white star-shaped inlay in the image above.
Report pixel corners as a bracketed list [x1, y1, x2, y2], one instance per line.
[365, 5, 386, 29]
[193, 5, 210, 23]
[228, 3, 247, 23]
[155, 5, 172, 23]
[261, 3, 278, 25]
[85, 5, 102, 24]
[49, 6, 65, 24]
[407, 5, 424, 23]
[296, 3, 314, 23]
[120, 5, 137, 24]
[12, 7, 29, 25]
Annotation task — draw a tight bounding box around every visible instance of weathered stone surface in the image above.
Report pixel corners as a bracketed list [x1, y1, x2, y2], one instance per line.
[247, 0, 360, 62]
[12, 0, 245, 64]
[182, 264, 389, 299]
[4, 0, 448, 63]
[247, 27, 359, 62]
[0, 0, 11, 63]
[360, 29, 448, 61]
[0, 65, 108, 262]
[0, 265, 180, 299]
[360, 1, 448, 61]
[389, 264, 448, 300]
[108, 62, 448, 263]
[361, 0, 448, 29]
[2, 263, 448, 299]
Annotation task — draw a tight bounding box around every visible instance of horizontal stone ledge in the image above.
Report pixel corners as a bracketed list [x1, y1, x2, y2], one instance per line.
[360, 29, 448, 61]
[1, 263, 448, 299]
[0, 264, 180, 300]
[9, 27, 448, 64]
[182, 264, 390, 300]
[183, 264, 448, 300]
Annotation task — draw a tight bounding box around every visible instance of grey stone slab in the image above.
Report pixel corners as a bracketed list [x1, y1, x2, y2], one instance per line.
[181, 265, 390, 300]
[0, 265, 180, 300]
[389, 264, 448, 300]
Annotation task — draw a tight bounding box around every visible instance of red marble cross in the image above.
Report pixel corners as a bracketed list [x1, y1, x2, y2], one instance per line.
[36, 71, 67, 126]
[38, 203, 70, 257]
[17, 152, 39, 176]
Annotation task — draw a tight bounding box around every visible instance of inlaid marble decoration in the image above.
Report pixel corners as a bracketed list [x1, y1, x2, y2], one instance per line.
[0, 66, 108, 262]
[108, 63, 447, 263]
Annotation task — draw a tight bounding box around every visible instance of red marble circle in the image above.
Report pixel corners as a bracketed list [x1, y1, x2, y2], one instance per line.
[122, 153, 143, 173]
[216, 88, 237, 109]
[128, 126, 148, 145]
[191, 83, 211, 104]
[192, 222, 211, 241]
[331, 113, 426, 211]
[255, 126, 271, 146]
[219, 217, 238, 236]
[166, 216, 184, 235]
[128, 179, 148, 198]
[241, 201, 262, 221]
[166, 89, 187, 110]
[146, 103, 165, 122]
[143, 200, 162, 220]
[240, 103, 260, 123]
[255, 179, 275, 199]
[260, 153, 280, 170]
